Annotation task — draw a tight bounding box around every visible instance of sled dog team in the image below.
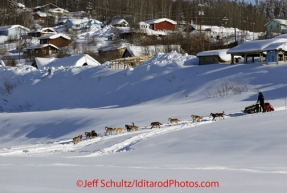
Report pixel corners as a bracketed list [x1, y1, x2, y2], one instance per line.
[72, 111, 225, 144]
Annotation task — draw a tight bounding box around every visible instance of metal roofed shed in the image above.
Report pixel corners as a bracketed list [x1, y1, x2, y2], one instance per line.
[197, 49, 241, 65]
[227, 38, 287, 64]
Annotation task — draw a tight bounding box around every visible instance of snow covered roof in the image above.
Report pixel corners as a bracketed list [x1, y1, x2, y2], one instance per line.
[67, 18, 89, 25]
[31, 28, 56, 33]
[17, 3, 25, 8]
[34, 11, 47, 17]
[58, 18, 68, 24]
[0, 25, 30, 32]
[90, 19, 102, 25]
[34, 54, 101, 69]
[137, 21, 149, 26]
[124, 46, 147, 57]
[48, 8, 68, 14]
[124, 45, 181, 57]
[227, 38, 287, 54]
[38, 33, 71, 40]
[191, 24, 236, 33]
[145, 18, 177, 25]
[39, 3, 59, 9]
[265, 19, 287, 26]
[26, 44, 59, 50]
[272, 34, 287, 39]
[41, 28, 56, 32]
[262, 42, 287, 52]
[197, 49, 235, 61]
[0, 60, 5, 66]
[109, 19, 128, 26]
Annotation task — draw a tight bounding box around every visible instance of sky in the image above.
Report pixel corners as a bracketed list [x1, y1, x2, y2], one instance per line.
[245, 0, 255, 4]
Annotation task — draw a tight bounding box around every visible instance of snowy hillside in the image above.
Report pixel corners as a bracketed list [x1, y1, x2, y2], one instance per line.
[0, 51, 287, 193]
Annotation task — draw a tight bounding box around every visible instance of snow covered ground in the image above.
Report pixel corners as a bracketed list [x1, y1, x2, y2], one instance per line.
[0, 51, 287, 193]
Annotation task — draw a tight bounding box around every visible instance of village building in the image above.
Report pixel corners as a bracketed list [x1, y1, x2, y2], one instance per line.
[145, 18, 177, 31]
[108, 45, 181, 70]
[32, 3, 68, 24]
[109, 19, 129, 27]
[0, 25, 30, 38]
[197, 49, 241, 65]
[27, 28, 56, 37]
[98, 45, 126, 61]
[135, 22, 150, 31]
[265, 19, 287, 37]
[33, 3, 59, 13]
[48, 7, 69, 18]
[122, 45, 181, 58]
[38, 33, 71, 48]
[33, 12, 47, 21]
[227, 37, 287, 64]
[16, 3, 25, 9]
[65, 18, 102, 31]
[31, 54, 101, 69]
[58, 18, 68, 25]
[262, 36, 287, 64]
[26, 44, 59, 59]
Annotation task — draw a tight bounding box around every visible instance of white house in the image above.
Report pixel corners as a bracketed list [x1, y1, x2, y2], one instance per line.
[0, 25, 30, 38]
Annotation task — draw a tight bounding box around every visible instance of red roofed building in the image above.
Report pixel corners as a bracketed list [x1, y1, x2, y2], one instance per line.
[145, 18, 177, 31]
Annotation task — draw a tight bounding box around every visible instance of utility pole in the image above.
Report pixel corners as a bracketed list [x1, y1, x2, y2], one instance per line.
[198, 2, 204, 51]
[18, 27, 22, 61]
[234, 21, 237, 44]
[251, 22, 255, 40]
[198, 3, 204, 36]
[223, 16, 228, 46]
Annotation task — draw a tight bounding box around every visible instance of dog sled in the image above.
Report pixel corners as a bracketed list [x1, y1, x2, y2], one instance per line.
[242, 104, 260, 114]
[242, 102, 274, 114]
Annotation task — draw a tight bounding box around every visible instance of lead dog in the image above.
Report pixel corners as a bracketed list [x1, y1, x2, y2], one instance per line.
[191, 115, 203, 123]
[168, 118, 180, 124]
[151, 122, 162, 129]
[210, 111, 225, 121]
